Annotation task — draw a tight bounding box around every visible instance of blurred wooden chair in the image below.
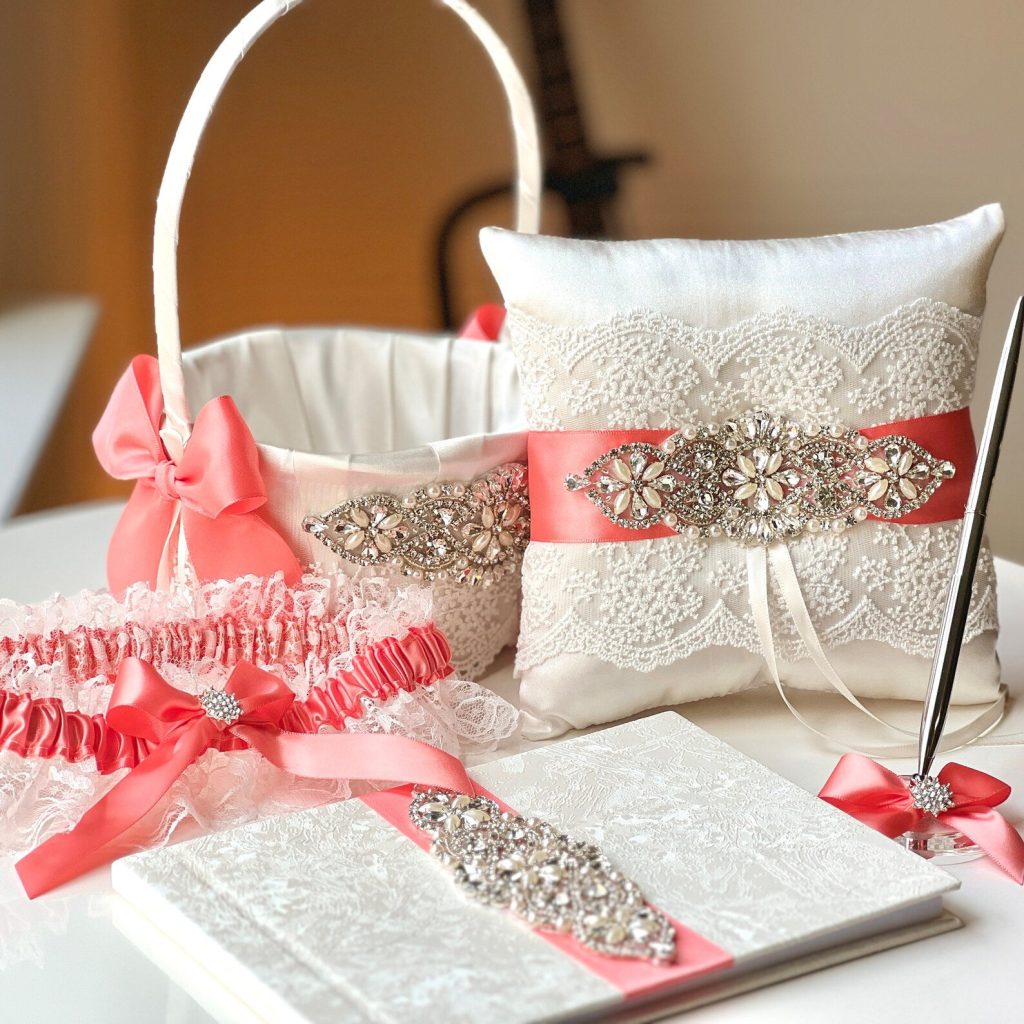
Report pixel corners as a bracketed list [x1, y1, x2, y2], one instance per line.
[0, 298, 98, 521]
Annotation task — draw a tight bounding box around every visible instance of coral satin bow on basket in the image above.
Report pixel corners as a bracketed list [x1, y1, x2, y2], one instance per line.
[819, 754, 1024, 883]
[93, 355, 301, 592]
[15, 658, 475, 899]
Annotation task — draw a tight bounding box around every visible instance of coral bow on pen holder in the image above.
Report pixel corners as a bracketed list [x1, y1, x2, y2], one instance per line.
[820, 299, 1024, 880]
[819, 754, 1024, 882]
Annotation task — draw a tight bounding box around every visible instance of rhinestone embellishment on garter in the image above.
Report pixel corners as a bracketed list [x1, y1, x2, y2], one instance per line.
[302, 463, 529, 587]
[564, 409, 955, 544]
[409, 788, 676, 965]
[909, 775, 955, 817]
[198, 688, 242, 724]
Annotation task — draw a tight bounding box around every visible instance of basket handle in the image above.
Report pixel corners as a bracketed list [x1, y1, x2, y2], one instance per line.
[153, 0, 542, 457]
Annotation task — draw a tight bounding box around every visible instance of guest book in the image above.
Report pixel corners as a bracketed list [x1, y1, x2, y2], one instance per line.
[111, 714, 960, 1023]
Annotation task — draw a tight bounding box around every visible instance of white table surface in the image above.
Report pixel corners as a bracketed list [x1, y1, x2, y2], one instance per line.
[1, 501, 1022, 1024]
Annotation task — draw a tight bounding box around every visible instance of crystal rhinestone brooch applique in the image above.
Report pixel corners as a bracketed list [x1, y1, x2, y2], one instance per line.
[908, 775, 955, 817]
[564, 409, 955, 544]
[198, 688, 242, 725]
[409, 788, 677, 965]
[302, 463, 529, 586]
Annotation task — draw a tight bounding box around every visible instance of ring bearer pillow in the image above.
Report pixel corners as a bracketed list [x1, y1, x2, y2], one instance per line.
[113, 0, 540, 679]
[481, 205, 1005, 740]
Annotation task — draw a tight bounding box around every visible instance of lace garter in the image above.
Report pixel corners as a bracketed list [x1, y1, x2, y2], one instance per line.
[0, 572, 519, 860]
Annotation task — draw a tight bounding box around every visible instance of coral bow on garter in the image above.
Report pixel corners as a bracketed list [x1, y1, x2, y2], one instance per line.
[819, 754, 1024, 883]
[93, 355, 301, 592]
[15, 658, 475, 898]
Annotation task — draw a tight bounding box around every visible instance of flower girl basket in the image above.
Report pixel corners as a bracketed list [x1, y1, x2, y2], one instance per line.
[141, 0, 540, 678]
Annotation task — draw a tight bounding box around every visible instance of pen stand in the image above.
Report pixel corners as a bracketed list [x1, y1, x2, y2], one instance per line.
[896, 775, 984, 864]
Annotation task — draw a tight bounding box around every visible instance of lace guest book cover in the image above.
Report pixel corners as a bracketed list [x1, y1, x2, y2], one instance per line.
[111, 714, 959, 1023]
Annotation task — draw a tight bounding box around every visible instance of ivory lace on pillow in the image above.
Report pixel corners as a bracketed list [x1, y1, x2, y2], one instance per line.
[0, 572, 518, 860]
[481, 205, 1005, 745]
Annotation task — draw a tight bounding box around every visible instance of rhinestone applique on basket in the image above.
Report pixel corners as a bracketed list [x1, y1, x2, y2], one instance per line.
[409, 788, 676, 965]
[302, 463, 529, 586]
[565, 409, 954, 544]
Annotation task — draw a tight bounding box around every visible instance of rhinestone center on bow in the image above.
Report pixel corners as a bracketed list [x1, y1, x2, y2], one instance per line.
[564, 409, 954, 544]
[409, 788, 676, 965]
[198, 688, 242, 725]
[909, 775, 955, 817]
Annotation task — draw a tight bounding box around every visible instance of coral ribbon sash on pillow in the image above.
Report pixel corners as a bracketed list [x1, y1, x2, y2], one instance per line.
[94, 355, 301, 593]
[528, 409, 976, 542]
[530, 408, 1005, 755]
[15, 659, 474, 899]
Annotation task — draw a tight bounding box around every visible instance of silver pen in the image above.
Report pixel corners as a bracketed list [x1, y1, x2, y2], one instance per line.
[917, 297, 1024, 779]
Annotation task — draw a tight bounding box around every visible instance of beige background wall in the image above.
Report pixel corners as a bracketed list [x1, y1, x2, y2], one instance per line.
[1, 0, 1022, 559]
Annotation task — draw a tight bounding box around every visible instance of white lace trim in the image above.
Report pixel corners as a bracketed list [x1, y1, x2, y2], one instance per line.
[506, 298, 980, 430]
[421, 569, 520, 680]
[297, 560, 519, 681]
[516, 523, 998, 675]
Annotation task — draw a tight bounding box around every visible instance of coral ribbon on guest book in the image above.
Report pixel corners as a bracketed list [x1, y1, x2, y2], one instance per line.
[15, 658, 473, 899]
[94, 355, 301, 593]
[531, 407, 1002, 754]
[820, 755, 1024, 884]
[361, 786, 733, 996]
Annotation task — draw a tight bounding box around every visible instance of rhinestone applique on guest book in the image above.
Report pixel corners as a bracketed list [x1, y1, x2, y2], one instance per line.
[565, 409, 955, 544]
[408, 787, 676, 964]
[303, 463, 529, 586]
[110, 713, 962, 1023]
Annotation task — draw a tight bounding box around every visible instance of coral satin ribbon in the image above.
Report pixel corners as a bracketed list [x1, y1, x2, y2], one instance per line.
[819, 755, 1024, 884]
[362, 785, 734, 997]
[15, 659, 474, 899]
[93, 355, 301, 593]
[528, 407, 976, 543]
[458, 303, 506, 341]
